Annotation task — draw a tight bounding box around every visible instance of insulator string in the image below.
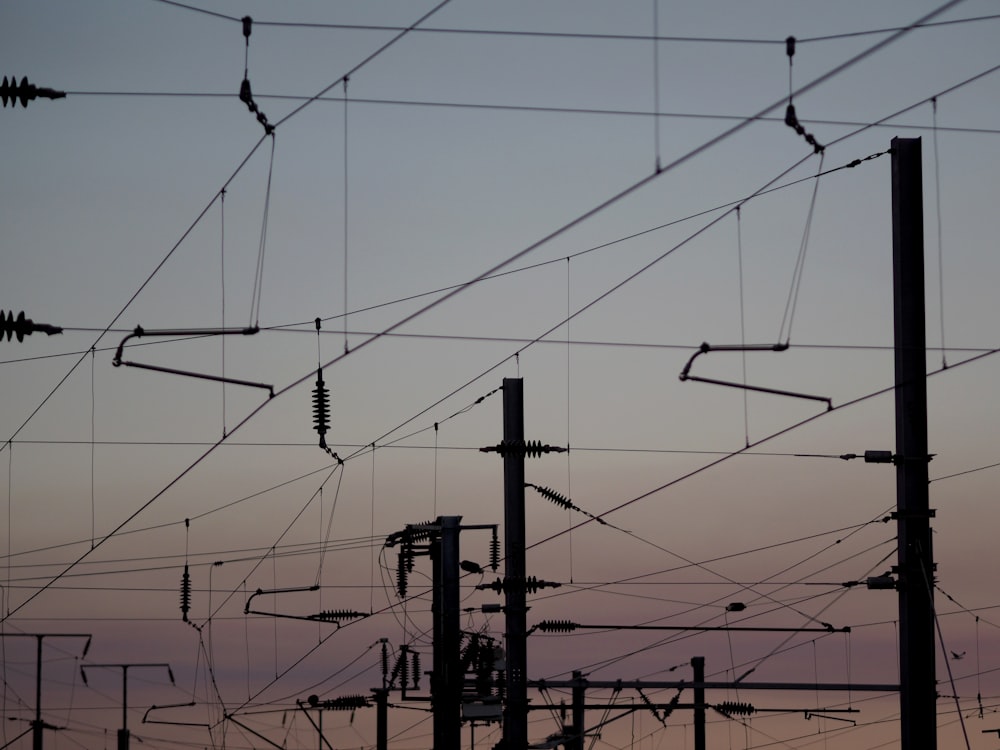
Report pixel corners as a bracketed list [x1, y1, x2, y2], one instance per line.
[312, 318, 336, 457]
[180, 519, 191, 623]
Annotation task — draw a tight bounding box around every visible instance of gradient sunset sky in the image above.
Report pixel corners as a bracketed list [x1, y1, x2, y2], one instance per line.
[3, 2, 1000, 749]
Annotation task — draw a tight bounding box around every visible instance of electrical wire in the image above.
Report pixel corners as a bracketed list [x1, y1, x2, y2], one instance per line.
[149, 2, 1000, 46]
[528, 346, 1000, 554]
[5, 7, 992, 748]
[61, 88, 1000, 139]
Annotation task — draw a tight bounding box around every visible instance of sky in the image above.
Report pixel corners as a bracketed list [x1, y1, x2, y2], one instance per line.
[2, 1, 1000, 749]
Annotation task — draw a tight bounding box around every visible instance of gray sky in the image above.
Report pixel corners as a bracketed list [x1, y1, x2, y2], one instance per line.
[2, 2, 1000, 748]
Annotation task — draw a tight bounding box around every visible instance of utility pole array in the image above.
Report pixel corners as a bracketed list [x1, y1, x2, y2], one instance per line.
[7, 140, 938, 750]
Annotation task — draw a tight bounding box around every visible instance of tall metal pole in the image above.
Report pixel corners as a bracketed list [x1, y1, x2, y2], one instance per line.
[0, 633, 92, 750]
[80, 663, 174, 750]
[502, 378, 528, 750]
[433, 516, 463, 750]
[691, 656, 706, 750]
[569, 671, 585, 750]
[891, 136, 936, 750]
[119, 668, 129, 750]
[33, 636, 42, 750]
[372, 688, 388, 750]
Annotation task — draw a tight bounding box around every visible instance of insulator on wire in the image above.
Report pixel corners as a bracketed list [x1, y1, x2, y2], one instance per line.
[637, 689, 665, 725]
[529, 484, 573, 510]
[411, 651, 421, 689]
[308, 694, 370, 710]
[381, 641, 389, 678]
[479, 440, 567, 457]
[404, 522, 435, 543]
[490, 528, 500, 571]
[494, 669, 506, 701]
[389, 652, 404, 688]
[179, 565, 192, 622]
[1, 310, 63, 341]
[400, 647, 409, 689]
[1, 76, 66, 107]
[537, 620, 577, 633]
[309, 609, 366, 622]
[396, 553, 408, 598]
[460, 634, 479, 671]
[525, 575, 558, 594]
[312, 369, 331, 449]
[716, 701, 756, 717]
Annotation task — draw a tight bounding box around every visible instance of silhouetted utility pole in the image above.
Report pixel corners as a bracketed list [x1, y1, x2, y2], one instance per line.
[433, 516, 463, 750]
[480, 378, 565, 749]
[692, 656, 706, 750]
[502, 380, 528, 750]
[569, 671, 585, 750]
[81, 663, 174, 750]
[891, 136, 936, 750]
[372, 688, 388, 750]
[0, 633, 91, 750]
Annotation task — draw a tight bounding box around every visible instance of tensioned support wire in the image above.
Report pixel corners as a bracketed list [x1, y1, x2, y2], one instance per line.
[2, 0, 966, 625]
[147, 0, 1000, 45]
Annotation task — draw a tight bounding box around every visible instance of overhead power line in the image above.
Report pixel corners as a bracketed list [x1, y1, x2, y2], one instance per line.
[60, 91, 1000, 138]
[146, 0, 1000, 45]
[1, 0, 965, 630]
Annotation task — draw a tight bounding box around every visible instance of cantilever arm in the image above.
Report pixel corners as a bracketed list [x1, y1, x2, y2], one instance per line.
[143, 702, 210, 728]
[243, 585, 319, 614]
[678, 341, 831, 410]
[112, 325, 273, 396]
